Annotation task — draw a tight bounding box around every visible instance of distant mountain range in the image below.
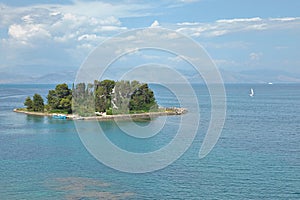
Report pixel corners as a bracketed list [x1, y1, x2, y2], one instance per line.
[0, 69, 299, 84]
[0, 71, 76, 84]
[220, 69, 300, 83]
[189, 69, 300, 83]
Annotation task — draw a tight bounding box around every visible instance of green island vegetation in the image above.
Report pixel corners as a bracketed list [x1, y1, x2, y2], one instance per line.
[20, 80, 160, 117]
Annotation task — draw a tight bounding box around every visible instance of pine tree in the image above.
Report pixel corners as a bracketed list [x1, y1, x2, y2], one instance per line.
[24, 96, 33, 110]
[32, 94, 44, 112]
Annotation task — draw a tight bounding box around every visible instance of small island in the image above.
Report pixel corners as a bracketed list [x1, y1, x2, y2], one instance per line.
[14, 80, 187, 121]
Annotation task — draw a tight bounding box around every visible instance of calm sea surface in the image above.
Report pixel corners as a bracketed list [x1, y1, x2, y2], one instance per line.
[0, 84, 299, 199]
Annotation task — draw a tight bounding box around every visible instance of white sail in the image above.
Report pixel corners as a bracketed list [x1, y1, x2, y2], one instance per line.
[249, 88, 254, 97]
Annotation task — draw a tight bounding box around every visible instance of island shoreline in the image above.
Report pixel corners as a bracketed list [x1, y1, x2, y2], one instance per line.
[13, 108, 187, 121]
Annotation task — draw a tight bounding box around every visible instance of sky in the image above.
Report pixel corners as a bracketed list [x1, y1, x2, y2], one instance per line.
[0, 0, 300, 83]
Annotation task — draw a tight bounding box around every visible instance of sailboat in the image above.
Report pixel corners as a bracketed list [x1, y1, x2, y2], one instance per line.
[249, 88, 254, 97]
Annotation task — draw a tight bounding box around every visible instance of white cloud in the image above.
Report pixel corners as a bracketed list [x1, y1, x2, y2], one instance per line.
[94, 26, 127, 32]
[249, 52, 262, 61]
[1, 4, 130, 47]
[8, 23, 51, 43]
[177, 22, 200, 26]
[244, 23, 267, 31]
[269, 17, 299, 22]
[177, 0, 200, 4]
[216, 17, 262, 23]
[49, 11, 61, 16]
[178, 0, 200, 3]
[21, 15, 34, 23]
[0, 1, 143, 69]
[54, 33, 76, 43]
[150, 20, 160, 28]
[210, 30, 228, 37]
[55, 1, 153, 19]
[77, 34, 107, 42]
[176, 17, 300, 37]
[203, 41, 250, 49]
[97, 16, 121, 26]
[78, 34, 97, 41]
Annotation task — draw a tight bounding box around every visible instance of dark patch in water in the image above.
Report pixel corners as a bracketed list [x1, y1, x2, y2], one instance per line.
[46, 177, 134, 200]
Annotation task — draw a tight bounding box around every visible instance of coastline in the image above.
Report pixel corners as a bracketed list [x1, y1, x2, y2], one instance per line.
[13, 108, 187, 121]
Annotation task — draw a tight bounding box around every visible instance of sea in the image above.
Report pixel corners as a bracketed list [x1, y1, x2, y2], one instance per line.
[0, 83, 299, 199]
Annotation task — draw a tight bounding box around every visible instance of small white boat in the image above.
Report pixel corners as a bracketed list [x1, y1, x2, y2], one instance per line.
[52, 114, 67, 119]
[249, 88, 254, 97]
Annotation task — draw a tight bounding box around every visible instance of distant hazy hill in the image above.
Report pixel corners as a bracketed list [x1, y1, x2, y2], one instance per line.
[1, 69, 299, 84]
[221, 69, 300, 83]
[189, 69, 300, 83]
[0, 72, 31, 84]
[0, 71, 76, 84]
[31, 71, 76, 84]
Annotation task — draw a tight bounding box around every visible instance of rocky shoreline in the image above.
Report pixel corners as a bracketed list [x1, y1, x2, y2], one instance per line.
[13, 107, 187, 121]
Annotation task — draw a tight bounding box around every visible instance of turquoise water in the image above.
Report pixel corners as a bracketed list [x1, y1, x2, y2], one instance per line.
[0, 84, 299, 199]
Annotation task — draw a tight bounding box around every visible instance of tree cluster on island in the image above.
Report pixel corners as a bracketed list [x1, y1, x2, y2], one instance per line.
[23, 80, 158, 116]
[24, 94, 45, 112]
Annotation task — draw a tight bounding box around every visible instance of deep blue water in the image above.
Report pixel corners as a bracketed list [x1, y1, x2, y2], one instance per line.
[0, 84, 299, 199]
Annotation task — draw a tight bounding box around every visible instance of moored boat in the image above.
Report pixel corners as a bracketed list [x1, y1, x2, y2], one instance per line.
[52, 114, 67, 119]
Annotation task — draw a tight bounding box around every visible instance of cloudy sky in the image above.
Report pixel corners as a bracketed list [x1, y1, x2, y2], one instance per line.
[0, 0, 300, 83]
